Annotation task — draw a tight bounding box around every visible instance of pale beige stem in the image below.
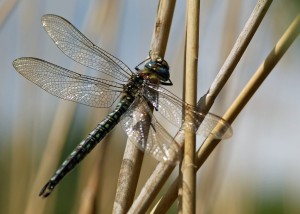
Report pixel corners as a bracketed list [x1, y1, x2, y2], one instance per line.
[131, 1, 273, 213]
[113, 1, 176, 213]
[152, 13, 300, 213]
[181, 0, 200, 213]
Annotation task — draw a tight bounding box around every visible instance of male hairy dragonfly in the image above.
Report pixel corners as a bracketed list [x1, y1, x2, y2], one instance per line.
[13, 14, 232, 197]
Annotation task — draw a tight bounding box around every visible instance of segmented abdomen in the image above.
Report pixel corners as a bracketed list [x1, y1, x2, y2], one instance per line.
[39, 94, 134, 197]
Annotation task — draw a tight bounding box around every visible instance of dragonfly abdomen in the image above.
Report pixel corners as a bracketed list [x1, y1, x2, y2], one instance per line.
[39, 94, 134, 197]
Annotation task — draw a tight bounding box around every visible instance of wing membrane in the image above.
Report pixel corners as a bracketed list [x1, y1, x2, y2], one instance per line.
[143, 84, 233, 139]
[120, 97, 181, 163]
[41, 14, 132, 82]
[13, 57, 122, 108]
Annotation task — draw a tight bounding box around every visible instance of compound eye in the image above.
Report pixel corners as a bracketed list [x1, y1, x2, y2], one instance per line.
[158, 60, 169, 70]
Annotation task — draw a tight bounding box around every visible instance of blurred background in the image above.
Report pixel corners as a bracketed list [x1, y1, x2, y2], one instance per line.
[0, 0, 299, 213]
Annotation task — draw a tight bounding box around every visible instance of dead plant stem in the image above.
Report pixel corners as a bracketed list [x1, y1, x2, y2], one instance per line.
[152, 12, 300, 213]
[113, 1, 176, 213]
[132, 1, 273, 213]
[181, 0, 200, 213]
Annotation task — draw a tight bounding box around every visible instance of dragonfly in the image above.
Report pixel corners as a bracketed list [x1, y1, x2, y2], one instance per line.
[13, 14, 232, 198]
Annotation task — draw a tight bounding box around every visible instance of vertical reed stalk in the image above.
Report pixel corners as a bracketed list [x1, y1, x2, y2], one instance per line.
[181, 0, 200, 213]
[113, 1, 176, 213]
[133, 1, 273, 213]
[152, 12, 300, 213]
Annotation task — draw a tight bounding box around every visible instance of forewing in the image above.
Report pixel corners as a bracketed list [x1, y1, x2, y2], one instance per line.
[41, 14, 132, 82]
[143, 84, 233, 139]
[120, 97, 181, 163]
[13, 57, 122, 108]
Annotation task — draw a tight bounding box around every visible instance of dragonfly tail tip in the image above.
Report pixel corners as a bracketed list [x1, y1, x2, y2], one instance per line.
[39, 181, 55, 198]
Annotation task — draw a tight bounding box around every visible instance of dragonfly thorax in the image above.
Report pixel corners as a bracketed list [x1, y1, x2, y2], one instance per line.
[123, 74, 145, 96]
[139, 69, 162, 85]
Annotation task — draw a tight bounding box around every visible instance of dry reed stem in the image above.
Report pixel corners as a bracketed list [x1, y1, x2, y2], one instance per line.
[152, 12, 300, 213]
[128, 159, 177, 213]
[199, 0, 273, 113]
[113, 140, 145, 214]
[113, 1, 176, 213]
[181, 0, 200, 213]
[132, 1, 273, 213]
[150, 0, 176, 57]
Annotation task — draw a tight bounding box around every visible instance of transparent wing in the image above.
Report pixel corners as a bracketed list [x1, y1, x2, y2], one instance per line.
[13, 57, 123, 108]
[143, 84, 233, 139]
[41, 14, 132, 82]
[120, 97, 181, 163]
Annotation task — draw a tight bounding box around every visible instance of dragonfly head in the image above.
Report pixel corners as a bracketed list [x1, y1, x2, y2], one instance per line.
[144, 57, 172, 85]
